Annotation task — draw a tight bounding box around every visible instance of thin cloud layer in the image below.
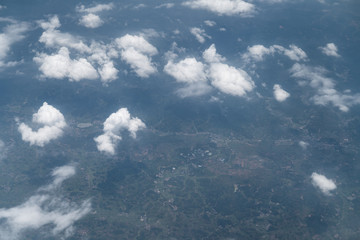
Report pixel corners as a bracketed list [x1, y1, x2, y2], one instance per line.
[290, 63, 360, 112]
[319, 43, 340, 57]
[94, 108, 146, 155]
[116, 34, 158, 78]
[0, 20, 29, 67]
[242, 44, 308, 63]
[311, 172, 336, 195]
[164, 44, 254, 97]
[0, 139, 6, 160]
[182, 0, 255, 16]
[18, 102, 66, 147]
[273, 84, 290, 102]
[0, 165, 91, 240]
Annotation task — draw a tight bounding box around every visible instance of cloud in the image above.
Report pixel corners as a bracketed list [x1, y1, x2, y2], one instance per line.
[182, 0, 255, 16]
[273, 84, 290, 102]
[0, 165, 91, 240]
[319, 43, 340, 57]
[242, 44, 307, 63]
[94, 108, 146, 155]
[76, 3, 114, 28]
[299, 141, 309, 150]
[34, 47, 99, 81]
[190, 27, 211, 43]
[36, 16, 119, 84]
[311, 172, 336, 195]
[155, 3, 175, 8]
[290, 63, 360, 112]
[0, 140, 6, 160]
[164, 44, 254, 97]
[204, 20, 216, 27]
[116, 34, 158, 78]
[17, 102, 66, 147]
[0, 20, 29, 67]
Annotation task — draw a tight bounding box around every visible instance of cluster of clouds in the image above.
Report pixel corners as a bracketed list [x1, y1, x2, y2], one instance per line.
[34, 15, 158, 84]
[76, 3, 114, 28]
[164, 44, 255, 98]
[290, 63, 360, 112]
[94, 108, 146, 155]
[17, 102, 66, 147]
[0, 165, 91, 240]
[242, 44, 308, 63]
[0, 19, 29, 68]
[182, 0, 255, 16]
[311, 172, 336, 195]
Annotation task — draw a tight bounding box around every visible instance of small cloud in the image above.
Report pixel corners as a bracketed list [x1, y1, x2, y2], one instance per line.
[273, 84, 290, 102]
[182, 0, 255, 16]
[311, 172, 336, 195]
[156, 3, 175, 8]
[79, 13, 103, 28]
[319, 43, 340, 57]
[204, 20, 216, 27]
[17, 102, 66, 147]
[76, 3, 114, 13]
[76, 3, 114, 28]
[116, 34, 158, 78]
[219, 27, 226, 31]
[0, 139, 6, 160]
[94, 108, 146, 155]
[299, 141, 309, 150]
[0, 165, 91, 239]
[190, 27, 211, 43]
[134, 3, 146, 9]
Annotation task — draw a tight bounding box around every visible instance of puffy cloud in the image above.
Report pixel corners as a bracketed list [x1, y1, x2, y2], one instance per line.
[182, 0, 255, 16]
[18, 102, 66, 147]
[242, 44, 307, 63]
[190, 27, 211, 43]
[273, 84, 290, 102]
[0, 165, 91, 240]
[290, 63, 360, 112]
[0, 20, 29, 67]
[204, 20, 216, 27]
[94, 108, 146, 155]
[319, 43, 340, 57]
[311, 172, 336, 195]
[76, 3, 114, 28]
[116, 34, 158, 77]
[98, 61, 118, 83]
[164, 44, 254, 97]
[34, 47, 98, 81]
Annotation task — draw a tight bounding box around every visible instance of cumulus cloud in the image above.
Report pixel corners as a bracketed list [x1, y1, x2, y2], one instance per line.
[34, 47, 99, 81]
[76, 3, 114, 28]
[0, 20, 29, 67]
[190, 27, 211, 43]
[17, 102, 66, 147]
[273, 84, 290, 102]
[242, 44, 307, 63]
[311, 172, 336, 195]
[319, 43, 340, 57]
[116, 34, 158, 77]
[164, 44, 254, 97]
[182, 0, 255, 16]
[290, 63, 360, 112]
[94, 108, 146, 155]
[0, 165, 91, 240]
[36, 16, 119, 84]
[204, 20, 216, 27]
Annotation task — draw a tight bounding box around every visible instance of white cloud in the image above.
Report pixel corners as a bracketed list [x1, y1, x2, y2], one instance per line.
[273, 84, 290, 102]
[0, 165, 91, 240]
[182, 0, 255, 16]
[94, 108, 146, 155]
[311, 172, 336, 195]
[190, 27, 211, 43]
[155, 3, 175, 8]
[0, 21, 29, 67]
[299, 141, 309, 150]
[204, 20, 216, 27]
[98, 61, 118, 83]
[76, 3, 114, 13]
[164, 44, 254, 97]
[319, 43, 340, 57]
[116, 34, 158, 77]
[242, 44, 307, 63]
[34, 47, 99, 81]
[18, 102, 66, 147]
[79, 13, 103, 28]
[290, 63, 360, 112]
